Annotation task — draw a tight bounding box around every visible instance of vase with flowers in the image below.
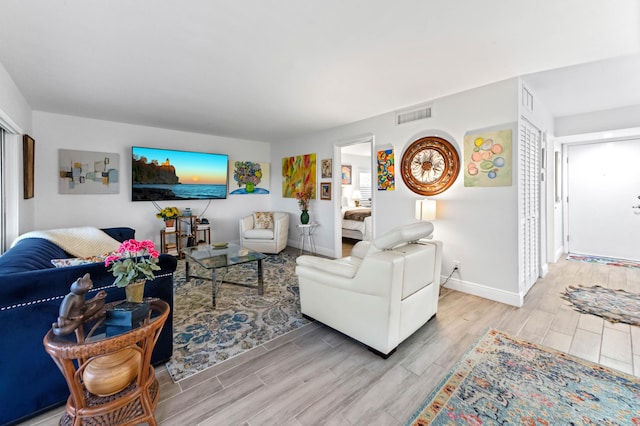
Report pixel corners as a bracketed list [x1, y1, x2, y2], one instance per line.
[156, 206, 180, 228]
[295, 184, 314, 224]
[233, 161, 263, 193]
[105, 239, 161, 303]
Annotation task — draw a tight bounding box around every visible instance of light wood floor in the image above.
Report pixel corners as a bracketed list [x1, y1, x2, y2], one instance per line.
[341, 238, 357, 257]
[24, 255, 640, 426]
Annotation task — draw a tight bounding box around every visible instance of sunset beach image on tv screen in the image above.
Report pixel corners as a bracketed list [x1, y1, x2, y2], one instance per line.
[131, 146, 229, 201]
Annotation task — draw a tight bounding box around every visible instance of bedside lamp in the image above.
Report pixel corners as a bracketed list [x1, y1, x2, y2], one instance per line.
[352, 190, 362, 207]
[415, 199, 436, 221]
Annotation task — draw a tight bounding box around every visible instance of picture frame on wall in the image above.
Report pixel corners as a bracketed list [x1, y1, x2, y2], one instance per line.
[321, 158, 332, 178]
[320, 182, 332, 200]
[23, 134, 35, 199]
[58, 149, 120, 194]
[341, 165, 352, 184]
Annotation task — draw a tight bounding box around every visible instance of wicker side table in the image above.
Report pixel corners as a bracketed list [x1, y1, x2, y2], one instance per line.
[43, 299, 169, 426]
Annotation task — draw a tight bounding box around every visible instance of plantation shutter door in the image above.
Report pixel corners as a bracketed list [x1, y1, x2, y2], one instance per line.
[519, 118, 541, 292]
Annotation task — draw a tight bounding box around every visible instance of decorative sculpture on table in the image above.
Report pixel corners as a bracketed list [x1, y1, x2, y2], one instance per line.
[52, 273, 106, 336]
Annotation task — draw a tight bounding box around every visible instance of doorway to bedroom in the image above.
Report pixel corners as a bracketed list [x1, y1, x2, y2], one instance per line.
[338, 139, 373, 257]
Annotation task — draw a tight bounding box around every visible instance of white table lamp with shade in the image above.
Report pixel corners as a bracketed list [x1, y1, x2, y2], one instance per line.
[351, 190, 362, 207]
[415, 199, 437, 221]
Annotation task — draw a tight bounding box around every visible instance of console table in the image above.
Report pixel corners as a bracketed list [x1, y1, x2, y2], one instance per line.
[43, 299, 169, 426]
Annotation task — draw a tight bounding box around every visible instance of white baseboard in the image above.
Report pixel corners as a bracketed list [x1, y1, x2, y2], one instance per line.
[287, 238, 333, 258]
[442, 276, 524, 307]
[554, 247, 565, 263]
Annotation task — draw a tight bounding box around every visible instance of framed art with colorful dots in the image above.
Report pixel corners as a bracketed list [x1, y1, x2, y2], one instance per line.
[463, 129, 512, 187]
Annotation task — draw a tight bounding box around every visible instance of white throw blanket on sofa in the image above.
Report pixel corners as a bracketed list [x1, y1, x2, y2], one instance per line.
[11, 226, 122, 258]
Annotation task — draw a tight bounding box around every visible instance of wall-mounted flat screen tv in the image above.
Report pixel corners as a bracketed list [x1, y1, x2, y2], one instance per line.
[132, 146, 229, 201]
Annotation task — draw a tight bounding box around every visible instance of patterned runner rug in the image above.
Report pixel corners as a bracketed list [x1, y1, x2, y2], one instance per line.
[165, 251, 310, 382]
[406, 329, 640, 425]
[567, 253, 640, 269]
[561, 285, 640, 326]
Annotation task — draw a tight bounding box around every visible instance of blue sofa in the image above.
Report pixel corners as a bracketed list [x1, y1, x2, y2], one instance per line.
[0, 227, 177, 426]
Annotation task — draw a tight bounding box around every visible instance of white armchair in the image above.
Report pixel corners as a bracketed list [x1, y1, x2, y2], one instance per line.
[295, 222, 442, 357]
[239, 212, 289, 254]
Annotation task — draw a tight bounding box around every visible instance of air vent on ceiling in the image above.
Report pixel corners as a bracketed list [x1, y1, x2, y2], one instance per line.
[396, 106, 432, 125]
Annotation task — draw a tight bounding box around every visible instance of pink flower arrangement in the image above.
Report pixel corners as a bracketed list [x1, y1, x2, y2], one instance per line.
[105, 239, 161, 288]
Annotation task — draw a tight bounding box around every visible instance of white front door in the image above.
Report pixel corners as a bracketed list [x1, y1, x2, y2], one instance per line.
[567, 139, 640, 261]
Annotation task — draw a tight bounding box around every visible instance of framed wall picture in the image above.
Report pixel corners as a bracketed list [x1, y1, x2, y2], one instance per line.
[320, 182, 332, 200]
[23, 134, 35, 199]
[321, 158, 332, 178]
[282, 153, 316, 198]
[463, 129, 512, 187]
[59, 149, 120, 194]
[341, 165, 352, 184]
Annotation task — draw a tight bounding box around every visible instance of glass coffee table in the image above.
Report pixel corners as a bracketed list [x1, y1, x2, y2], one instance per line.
[182, 244, 267, 307]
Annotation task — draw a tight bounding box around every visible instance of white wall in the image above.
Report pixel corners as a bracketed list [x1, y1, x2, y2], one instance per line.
[555, 105, 640, 136]
[272, 78, 524, 305]
[32, 111, 272, 247]
[0, 62, 34, 244]
[0, 63, 31, 132]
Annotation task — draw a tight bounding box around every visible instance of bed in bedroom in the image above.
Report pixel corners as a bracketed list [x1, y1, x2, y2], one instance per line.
[342, 206, 372, 241]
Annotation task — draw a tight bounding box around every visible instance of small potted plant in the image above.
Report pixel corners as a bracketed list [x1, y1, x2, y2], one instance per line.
[105, 239, 161, 303]
[156, 206, 180, 228]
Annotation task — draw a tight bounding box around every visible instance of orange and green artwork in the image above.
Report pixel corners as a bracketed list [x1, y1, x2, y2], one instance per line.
[377, 148, 395, 190]
[282, 153, 316, 198]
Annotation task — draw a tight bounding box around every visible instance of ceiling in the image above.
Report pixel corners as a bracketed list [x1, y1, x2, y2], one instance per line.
[1, 1, 639, 142]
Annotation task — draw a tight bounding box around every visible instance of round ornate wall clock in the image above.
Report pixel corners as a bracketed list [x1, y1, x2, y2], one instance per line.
[400, 136, 460, 196]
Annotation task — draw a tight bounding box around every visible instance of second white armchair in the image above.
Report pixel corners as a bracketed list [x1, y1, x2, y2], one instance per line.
[239, 211, 289, 254]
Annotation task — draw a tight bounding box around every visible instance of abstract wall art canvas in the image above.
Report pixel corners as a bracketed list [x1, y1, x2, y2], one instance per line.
[59, 149, 120, 194]
[282, 153, 316, 198]
[377, 148, 395, 191]
[463, 129, 512, 187]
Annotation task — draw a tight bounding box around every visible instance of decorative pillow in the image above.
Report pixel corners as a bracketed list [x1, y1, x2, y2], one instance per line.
[253, 212, 274, 230]
[51, 254, 110, 268]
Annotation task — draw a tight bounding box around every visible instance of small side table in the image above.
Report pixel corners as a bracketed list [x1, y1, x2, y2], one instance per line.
[43, 299, 169, 426]
[297, 223, 319, 255]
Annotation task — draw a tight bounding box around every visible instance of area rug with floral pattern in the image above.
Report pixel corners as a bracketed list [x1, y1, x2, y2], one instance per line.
[567, 253, 640, 269]
[165, 251, 310, 382]
[561, 285, 640, 326]
[406, 329, 640, 425]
